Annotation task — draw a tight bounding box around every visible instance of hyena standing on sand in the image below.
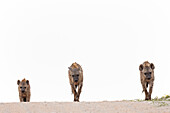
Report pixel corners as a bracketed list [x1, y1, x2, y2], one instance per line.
[139, 61, 155, 100]
[17, 78, 31, 102]
[68, 62, 83, 102]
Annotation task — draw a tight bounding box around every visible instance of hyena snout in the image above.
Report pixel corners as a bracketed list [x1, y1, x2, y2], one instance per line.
[74, 77, 79, 82]
[144, 72, 152, 79]
[22, 90, 25, 93]
[74, 79, 78, 82]
[21, 89, 25, 93]
[20, 87, 26, 93]
[73, 75, 79, 82]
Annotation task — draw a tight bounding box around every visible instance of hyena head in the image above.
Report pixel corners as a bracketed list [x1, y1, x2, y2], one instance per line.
[17, 78, 29, 93]
[68, 67, 80, 83]
[139, 61, 155, 80]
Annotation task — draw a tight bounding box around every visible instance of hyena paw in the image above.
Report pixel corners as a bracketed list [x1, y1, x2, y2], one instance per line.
[145, 96, 149, 100]
[74, 99, 79, 102]
[74, 97, 79, 102]
[76, 95, 78, 98]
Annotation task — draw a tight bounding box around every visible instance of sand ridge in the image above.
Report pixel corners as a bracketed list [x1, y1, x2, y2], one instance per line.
[0, 101, 170, 113]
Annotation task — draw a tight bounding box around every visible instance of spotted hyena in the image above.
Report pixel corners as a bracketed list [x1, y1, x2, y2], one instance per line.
[17, 78, 31, 102]
[68, 62, 83, 102]
[139, 61, 155, 100]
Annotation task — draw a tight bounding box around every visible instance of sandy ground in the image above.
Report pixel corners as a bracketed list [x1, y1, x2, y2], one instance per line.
[0, 101, 170, 113]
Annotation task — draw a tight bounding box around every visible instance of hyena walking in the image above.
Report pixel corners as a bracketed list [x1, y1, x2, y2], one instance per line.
[17, 78, 31, 102]
[68, 62, 83, 102]
[139, 61, 155, 100]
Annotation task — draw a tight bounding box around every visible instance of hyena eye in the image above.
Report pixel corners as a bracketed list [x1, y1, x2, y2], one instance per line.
[72, 75, 75, 77]
[149, 72, 152, 74]
[77, 74, 79, 76]
[24, 87, 26, 89]
[20, 87, 22, 89]
[144, 73, 147, 75]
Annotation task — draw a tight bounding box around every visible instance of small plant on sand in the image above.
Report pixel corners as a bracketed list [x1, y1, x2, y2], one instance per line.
[151, 95, 170, 107]
[158, 102, 169, 107]
[152, 95, 170, 101]
[135, 99, 144, 102]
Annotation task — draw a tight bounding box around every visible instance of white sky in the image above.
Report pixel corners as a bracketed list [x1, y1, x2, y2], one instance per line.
[0, 0, 170, 102]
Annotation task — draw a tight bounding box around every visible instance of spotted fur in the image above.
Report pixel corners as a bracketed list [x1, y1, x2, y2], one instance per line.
[68, 62, 83, 102]
[139, 61, 155, 100]
[17, 78, 31, 102]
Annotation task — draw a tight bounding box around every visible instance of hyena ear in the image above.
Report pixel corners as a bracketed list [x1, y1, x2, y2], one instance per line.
[139, 64, 143, 71]
[78, 67, 82, 73]
[150, 63, 155, 69]
[26, 80, 29, 85]
[78, 67, 80, 70]
[17, 80, 20, 85]
[68, 67, 73, 71]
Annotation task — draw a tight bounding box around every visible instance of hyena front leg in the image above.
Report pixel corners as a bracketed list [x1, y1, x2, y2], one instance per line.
[71, 84, 77, 102]
[142, 83, 149, 100]
[26, 98, 28, 102]
[76, 83, 83, 102]
[26, 97, 30, 102]
[148, 82, 153, 100]
[19, 97, 23, 102]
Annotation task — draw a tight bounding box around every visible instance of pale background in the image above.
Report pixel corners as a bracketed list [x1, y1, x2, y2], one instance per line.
[0, 0, 170, 102]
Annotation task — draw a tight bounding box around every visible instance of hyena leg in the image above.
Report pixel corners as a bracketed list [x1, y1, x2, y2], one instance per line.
[20, 97, 23, 102]
[148, 82, 153, 100]
[71, 84, 77, 102]
[26, 97, 30, 102]
[76, 83, 83, 102]
[142, 83, 148, 100]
